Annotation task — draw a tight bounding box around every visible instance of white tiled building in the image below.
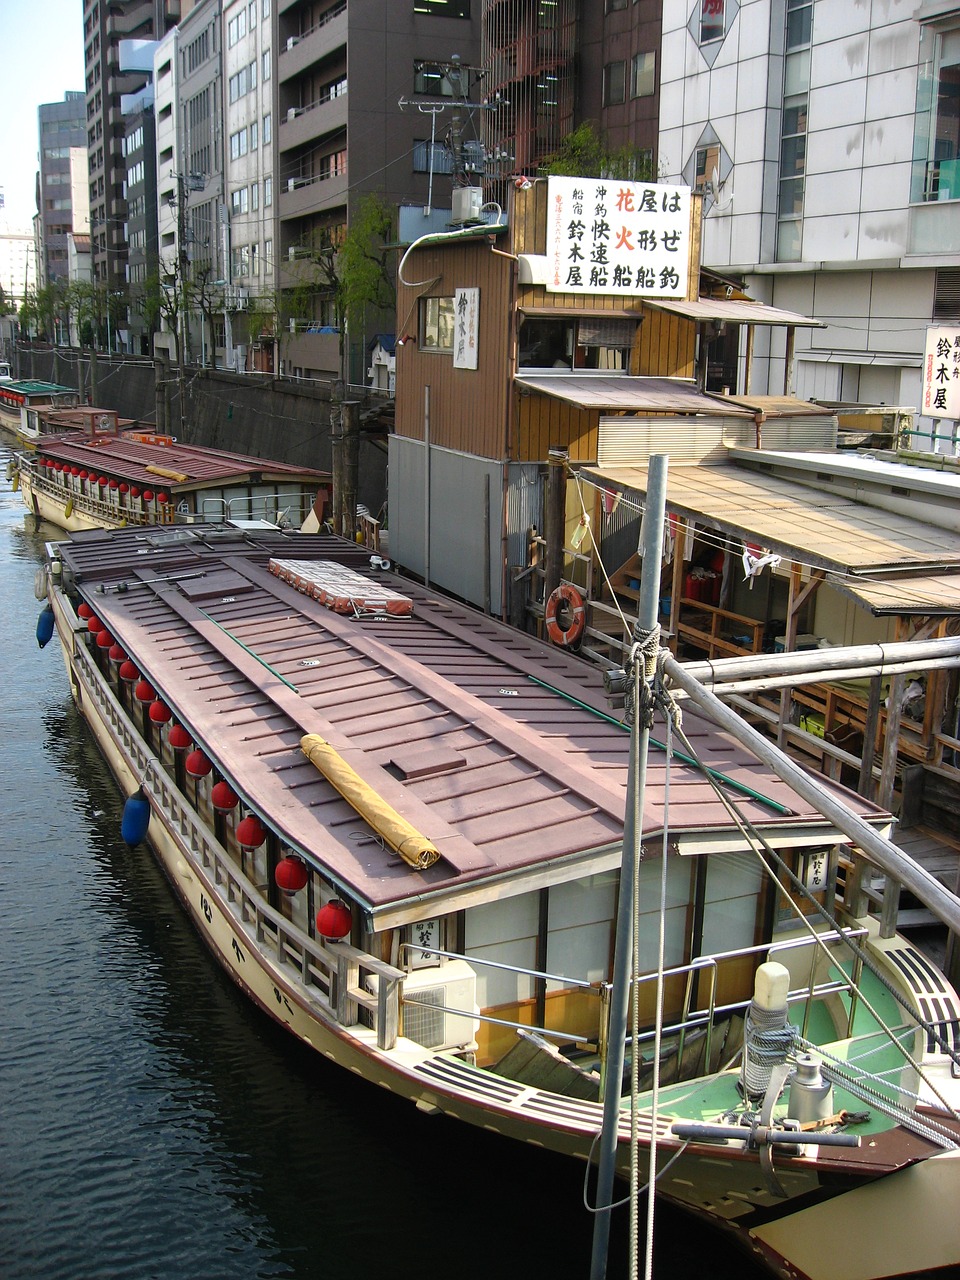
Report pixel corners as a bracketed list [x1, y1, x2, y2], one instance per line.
[659, 0, 960, 445]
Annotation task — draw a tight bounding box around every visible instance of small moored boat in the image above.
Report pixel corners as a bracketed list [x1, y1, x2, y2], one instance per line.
[41, 522, 960, 1280]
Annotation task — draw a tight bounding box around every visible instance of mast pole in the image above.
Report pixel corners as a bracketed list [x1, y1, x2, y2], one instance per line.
[590, 455, 668, 1280]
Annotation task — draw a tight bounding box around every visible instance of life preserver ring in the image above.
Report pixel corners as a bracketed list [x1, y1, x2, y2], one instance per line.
[545, 583, 586, 647]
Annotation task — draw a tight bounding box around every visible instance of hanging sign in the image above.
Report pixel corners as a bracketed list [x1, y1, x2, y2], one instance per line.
[546, 177, 690, 298]
[922, 326, 960, 419]
[453, 287, 479, 370]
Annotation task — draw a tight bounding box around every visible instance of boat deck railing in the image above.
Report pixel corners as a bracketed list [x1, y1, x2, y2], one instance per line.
[22, 460, 170, 525]
[73, 634, 407, 1051]
[406, 930, 873, 1080]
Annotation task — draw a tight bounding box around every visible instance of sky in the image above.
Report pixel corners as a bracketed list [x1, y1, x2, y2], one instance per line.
[0, 0, 86, 229]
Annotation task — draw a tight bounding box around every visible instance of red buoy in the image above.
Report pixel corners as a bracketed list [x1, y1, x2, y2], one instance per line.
[236, 814, 266, 849]
[119, 659, 139, 683]
[168, 723, 192, 751]
[185, 749, 212, 778]
[134, 679, 155, 703]
[149, 700, 172, 724]
[275, 856, 308, 894]
[211, 780, 239, 811]
[316, 900, 352, 940]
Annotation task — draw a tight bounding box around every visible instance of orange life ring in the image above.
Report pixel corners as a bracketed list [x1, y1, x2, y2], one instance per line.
[545, 583, 586, 647]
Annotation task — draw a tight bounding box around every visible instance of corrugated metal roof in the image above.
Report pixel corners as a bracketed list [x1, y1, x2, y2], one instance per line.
[35, 434, 328, 489]
[515, 375, 754, 415]
[828, 570, 960, 616]
[645, 297, 825, 328]
[56, 525, 886, 925]
[583, 461, 960, 574]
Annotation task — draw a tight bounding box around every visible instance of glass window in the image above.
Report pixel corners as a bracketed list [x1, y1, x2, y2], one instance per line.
[262, 0, 270, 16]
[264, 175, 272, 206]
[263, 50, 271, 80]
[603, 61, 626, 106]
[251, 181, 259, 210]
[263, 112, 271, 145]
[414, 64, 454, 97]
[913, 27, 960, 203]
[265, 238, 273, 274]
[251, 242, 259, 274]
[786, 0, 812, 51]
[413, 0, 470, 15]
[700, 0, 724, 43]
[631, 51, 655, 98]
[420, 296, 455, 351]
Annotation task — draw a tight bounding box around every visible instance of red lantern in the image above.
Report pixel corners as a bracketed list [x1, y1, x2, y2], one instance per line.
[149, 700, 172, 724]
[108, 643, 126, 663]
[71, 466, 80, 477]
[119, 659, 139, 682]
[79, 470, 88, 481]
[119, 483, 129, 494]
[185, 749, 212, 778]
[211, 780, 239, 811]
[109, 479, 119, 490]
[316, 900, 352, 940]
[142, 489, 155, 502]
[98, 476, 108, 487]
[157, 492, 169, 505]
[168, 723, 192, 751]
[134, 679, 155, 703]
[130, 486, 141, 499]
[236, 814, 266, 849]
[275, 856, 308, 894]
[77, 602, 92, 619]
[96, 629, 114, 649]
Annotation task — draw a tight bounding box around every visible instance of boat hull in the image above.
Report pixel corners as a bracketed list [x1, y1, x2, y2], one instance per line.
[47, 578, 960, 1280]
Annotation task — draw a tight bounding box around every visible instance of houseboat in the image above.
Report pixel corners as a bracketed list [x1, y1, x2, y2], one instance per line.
[40, 521, 960, 1280]
[0, 378, 78, 441]
[14, 408, 330, 532]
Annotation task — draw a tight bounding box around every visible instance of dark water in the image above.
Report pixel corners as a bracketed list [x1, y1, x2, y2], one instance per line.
[0, 446, 769, 1280]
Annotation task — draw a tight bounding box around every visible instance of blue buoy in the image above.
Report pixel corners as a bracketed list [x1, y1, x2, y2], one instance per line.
[121, 788, 151, 847]
[36, 605, 55, 649]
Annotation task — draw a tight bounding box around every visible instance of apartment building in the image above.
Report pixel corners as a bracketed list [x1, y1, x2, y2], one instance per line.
[275, 0, 482, 380]
[83, 0, 180, 301]
[658, 0, 960, 448]
[37, 94, 88, 289]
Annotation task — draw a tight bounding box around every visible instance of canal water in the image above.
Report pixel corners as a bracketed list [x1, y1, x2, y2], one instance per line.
[0, 446, 771, 1280]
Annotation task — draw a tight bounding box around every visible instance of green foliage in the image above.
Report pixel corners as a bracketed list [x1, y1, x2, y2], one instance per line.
[538, 121, 656, 183]
[337, 195, 396, 332]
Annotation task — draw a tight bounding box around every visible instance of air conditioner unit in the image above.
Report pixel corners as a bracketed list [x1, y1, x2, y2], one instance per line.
[287, 177, 297, 192]
[286, 35, 299, 51]
[451, 186, 484, 224]
[287, 106, 301, 123]
[398, 960, 479, 1052]
[234, 288, 249, 310]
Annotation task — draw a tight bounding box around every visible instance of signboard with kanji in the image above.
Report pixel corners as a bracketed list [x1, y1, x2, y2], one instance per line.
[546, 177, 691, 298]
[453, 287, 479, 370]
[922, 326, 960, 419]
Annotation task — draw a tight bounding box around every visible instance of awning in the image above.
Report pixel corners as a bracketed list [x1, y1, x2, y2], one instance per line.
[645, 297, 825, 327]
[581, 460, 960, 580]
[514, 375, 754, 415]
[826, 570, 960, 617]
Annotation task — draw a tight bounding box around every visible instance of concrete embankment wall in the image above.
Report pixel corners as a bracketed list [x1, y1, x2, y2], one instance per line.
[17, 345, 388, 520]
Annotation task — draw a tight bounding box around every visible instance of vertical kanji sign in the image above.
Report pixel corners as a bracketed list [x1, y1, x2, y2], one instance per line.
[922, 326, 960, 419]
[546, 177, 691, 298]
[453, 287, 479, 370]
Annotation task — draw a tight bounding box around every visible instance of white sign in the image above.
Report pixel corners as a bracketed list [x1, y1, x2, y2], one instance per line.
[922, 326, 960, 419]
[408, 918, 441, 968]
[453, 287, 479, 370]
[546, 177, 690, 298]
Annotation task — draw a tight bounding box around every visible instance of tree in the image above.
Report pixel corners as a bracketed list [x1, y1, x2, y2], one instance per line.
[538, 121, 657, 183]
[337, 195, 396, 335]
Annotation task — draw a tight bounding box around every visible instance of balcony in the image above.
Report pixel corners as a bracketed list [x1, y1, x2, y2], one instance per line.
[908, 196, 960, 257]
[278, 5, 347, 84]
[279, 92, 347, 153]
[279, 170, 348, 219]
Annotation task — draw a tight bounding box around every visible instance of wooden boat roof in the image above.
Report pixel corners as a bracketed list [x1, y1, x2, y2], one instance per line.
[57, 525, 890, 927]
[34, 433, 328, 490]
